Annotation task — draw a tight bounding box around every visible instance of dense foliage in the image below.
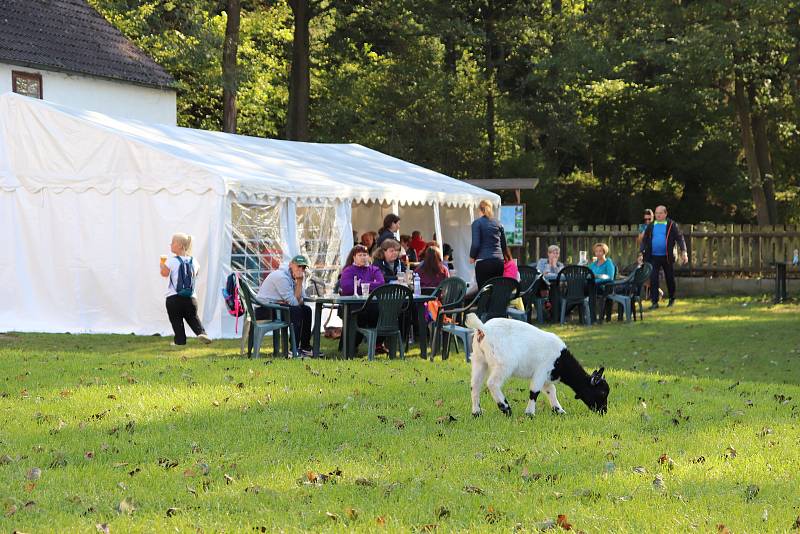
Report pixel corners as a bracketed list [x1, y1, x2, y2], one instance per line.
[89, 0, 800, 225]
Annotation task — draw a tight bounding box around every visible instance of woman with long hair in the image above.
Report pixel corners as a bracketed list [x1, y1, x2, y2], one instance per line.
[415, 245, 450, 288]
[469, 199, 506, 287]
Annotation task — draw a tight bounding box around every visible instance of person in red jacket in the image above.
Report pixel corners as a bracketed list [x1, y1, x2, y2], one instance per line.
[409, 231, 428, 261]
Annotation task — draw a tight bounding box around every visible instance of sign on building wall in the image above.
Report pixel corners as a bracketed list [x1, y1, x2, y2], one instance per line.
[500, 205, 525, 247]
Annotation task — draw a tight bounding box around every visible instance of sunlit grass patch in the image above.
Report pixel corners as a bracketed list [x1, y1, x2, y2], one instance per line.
[1, 297, 799, 532]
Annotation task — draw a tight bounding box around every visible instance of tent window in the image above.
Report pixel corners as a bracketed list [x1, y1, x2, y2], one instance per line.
[231, 202, 283, 289]
[12, 71, 42, 99]
[297, 202, 341, 293]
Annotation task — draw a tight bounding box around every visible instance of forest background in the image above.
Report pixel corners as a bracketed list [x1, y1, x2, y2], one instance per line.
[91, 0, 800, 225]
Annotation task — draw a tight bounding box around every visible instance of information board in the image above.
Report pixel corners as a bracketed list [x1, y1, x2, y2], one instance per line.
[500, 205, 525, 247]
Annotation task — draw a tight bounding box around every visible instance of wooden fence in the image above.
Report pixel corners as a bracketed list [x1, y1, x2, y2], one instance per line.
[524, 224, 800, 277]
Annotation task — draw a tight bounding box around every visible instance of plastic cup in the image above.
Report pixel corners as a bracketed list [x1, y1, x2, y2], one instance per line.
[579, 251, 588, 265]
[361, 283, 370, 297]
[160, 255, 168, 265]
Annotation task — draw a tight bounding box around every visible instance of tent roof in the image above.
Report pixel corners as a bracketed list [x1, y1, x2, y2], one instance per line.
[0, 93, 498, 207]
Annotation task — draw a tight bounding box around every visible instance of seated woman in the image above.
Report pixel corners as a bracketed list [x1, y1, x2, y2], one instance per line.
[373, 239, 406, 283]
[338, 244, 386, 353]
[360, 231, 378, 254]
[588, 242, 616, 284]
[535, 245, 564, 280]
[340, 244, 385, 295]
[588, 242, 616, 321]
[415, 245, 450, 289]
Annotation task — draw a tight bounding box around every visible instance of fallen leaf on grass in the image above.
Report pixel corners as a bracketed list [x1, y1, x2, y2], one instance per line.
[418, 524, 437, 532]
[95, 524, 110, 534]
[183, 469, 196, 478]
[435, 506, 449, 519]
[792, 516, 800, 529]
[757, 427, 774, 437]
[632, 466, 647, 475]
[376, 516, 387, 527]
[116, 497, 135, 515]
[303, 468, 342, 485]
[538, 518, 557, 531]
[24, 482, 36, 492]
[394, 420, 405, 430]
[355, 477, 376, 487]
[157, 457, 178, 469]
[436, 414, 457, 424]
[5, 504, 17, 517]
[725, 446, 737, 459]
[485, 505, 503, 524]
[84, 451, 94, 460]
[745, 484, 760, 501]
[224, 473, 235, 485]
[658, 454, 675, 470]
[434, 399, 444, 407]
[128, 467, 141, 477]
[166, 507, 180, 517]
[0, 454, 14, 464]
[325, 511, 339, 521]
[463, 485, 484, 495]
[346, 507, 358, 520]
[717, 524, 731, 534]
[653, 474, 665, 491]
[557, 514, 572, 530]
[26, 467, 41, 480]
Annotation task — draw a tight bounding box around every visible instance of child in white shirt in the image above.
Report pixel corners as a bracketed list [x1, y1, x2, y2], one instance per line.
[160, 233, 211, 346]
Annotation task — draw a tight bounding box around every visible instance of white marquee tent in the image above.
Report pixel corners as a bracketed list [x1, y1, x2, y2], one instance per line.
[0, 92, 499, 337]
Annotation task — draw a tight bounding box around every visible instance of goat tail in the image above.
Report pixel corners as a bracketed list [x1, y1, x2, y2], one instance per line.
[465, 313, 485, 332]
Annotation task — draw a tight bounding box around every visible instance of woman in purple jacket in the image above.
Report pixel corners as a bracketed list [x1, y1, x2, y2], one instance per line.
[338, 244, 386, 354]
[340, 245, 385, 295]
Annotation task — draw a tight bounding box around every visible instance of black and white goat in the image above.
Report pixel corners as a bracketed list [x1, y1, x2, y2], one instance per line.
[466, 314, 609, 417]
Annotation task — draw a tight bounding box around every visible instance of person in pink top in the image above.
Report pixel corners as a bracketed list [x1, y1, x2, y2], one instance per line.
[503, 247, 520, 281]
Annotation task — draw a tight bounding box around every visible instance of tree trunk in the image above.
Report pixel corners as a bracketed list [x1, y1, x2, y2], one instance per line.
[485, 80, 496, 179]
[287, 0, 311, 141]
[733, 74, 770, 225]
[222, 0, 241, 134]
[747, 83, 778, 223]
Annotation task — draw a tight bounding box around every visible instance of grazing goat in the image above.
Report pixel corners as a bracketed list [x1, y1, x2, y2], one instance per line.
[466, 314, 609, 417]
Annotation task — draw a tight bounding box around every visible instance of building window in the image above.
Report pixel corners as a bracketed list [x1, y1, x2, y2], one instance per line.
[12, 71, 43, 99]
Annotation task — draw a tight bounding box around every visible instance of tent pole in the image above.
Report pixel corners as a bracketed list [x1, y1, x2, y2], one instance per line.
[433, 203, 443, 252]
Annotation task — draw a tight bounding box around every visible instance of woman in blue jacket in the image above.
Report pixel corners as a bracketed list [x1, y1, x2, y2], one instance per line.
[469, 200, 507, 287]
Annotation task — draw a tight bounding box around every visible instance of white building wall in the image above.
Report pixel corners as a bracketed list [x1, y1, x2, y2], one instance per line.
[1, 63, 176, 125]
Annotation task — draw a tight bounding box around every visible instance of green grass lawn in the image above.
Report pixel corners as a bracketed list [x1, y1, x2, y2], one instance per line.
[1, 297, 799, 532]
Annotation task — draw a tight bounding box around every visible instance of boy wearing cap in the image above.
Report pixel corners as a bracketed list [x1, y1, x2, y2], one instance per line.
[256, 255, 315, 356]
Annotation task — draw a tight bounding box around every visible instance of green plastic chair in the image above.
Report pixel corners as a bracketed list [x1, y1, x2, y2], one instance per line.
[349, 284, 413, 360]
[239, 281, 296, 358]
[557, 265, 594, 325]
[439, 284, 493, 362]
[428, 277, 468, 359]
[605, 262, 653, 322]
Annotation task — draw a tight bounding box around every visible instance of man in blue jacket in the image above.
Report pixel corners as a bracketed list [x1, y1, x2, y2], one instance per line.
[640, 205, 688, 309]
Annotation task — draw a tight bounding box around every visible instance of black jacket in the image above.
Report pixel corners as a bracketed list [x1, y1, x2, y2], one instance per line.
[376, 229, 397, 248]
[374, 258, 406, 282]
[640, 219, 687, 263]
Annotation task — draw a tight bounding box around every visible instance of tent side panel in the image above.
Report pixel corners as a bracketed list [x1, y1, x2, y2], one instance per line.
[440, 205, 476, 287]
[0, 188, 221, 336]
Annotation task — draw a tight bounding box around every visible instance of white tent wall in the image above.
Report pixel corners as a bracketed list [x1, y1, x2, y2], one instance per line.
[0, 188, 225, 336]
[439, 204, 477, 286]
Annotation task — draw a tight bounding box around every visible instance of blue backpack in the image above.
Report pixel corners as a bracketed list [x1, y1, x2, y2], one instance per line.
[175, 257, 195, 297]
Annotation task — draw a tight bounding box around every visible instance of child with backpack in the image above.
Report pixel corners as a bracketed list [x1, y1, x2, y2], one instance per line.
[160, 233, 212, 346]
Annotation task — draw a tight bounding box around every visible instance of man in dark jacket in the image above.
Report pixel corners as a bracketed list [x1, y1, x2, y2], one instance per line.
[640, 205, 688, 308]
